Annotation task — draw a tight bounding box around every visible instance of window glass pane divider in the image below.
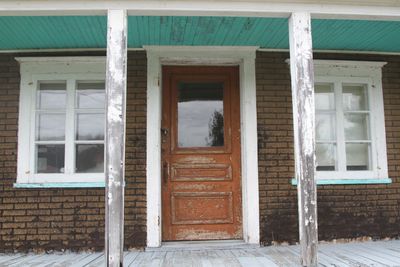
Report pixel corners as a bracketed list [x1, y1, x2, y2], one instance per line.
[64, 79, 75, 175]
[75, 140, 104, 144]
[345, 140, 372, 143]
[316, 140, 336, 144]
[36, 109, 66, 113]
[75, 109, 104, 113]
[367, 82, 378, 172]
[30, 80, 39, 175]
[344, 110, 370, 114]
[335, 81, 346, 172]
[315, 110, 335, 114]
[35, 140, 66, 145]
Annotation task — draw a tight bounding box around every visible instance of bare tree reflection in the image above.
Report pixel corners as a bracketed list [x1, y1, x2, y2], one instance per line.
[207, 110, 224, 146]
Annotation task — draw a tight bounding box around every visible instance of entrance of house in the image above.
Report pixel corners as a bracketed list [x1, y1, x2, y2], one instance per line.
[161, 66, 242, 241]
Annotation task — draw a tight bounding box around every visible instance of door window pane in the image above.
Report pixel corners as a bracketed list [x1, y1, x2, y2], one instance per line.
[76, 144, 104, 173]
[37, 82, 67, 109]
[36, 113, 65, 141]
[316, 114, 336, 141]
[344, 114, 370, 140]
[316, 143, 336, 171]
[76, 113, 104, 140]
[36, 145, 65, 173]
[76, 82, 105, 109]
[346, 143, 370, 170]
[178, 82, 224, 147]
[343, 84, 368, 111]
[315, 84, 335, 110]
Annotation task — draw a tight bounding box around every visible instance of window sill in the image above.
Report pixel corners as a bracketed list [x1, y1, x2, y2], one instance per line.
[13, 182, 105, 188]
[291, 178, 392, 185]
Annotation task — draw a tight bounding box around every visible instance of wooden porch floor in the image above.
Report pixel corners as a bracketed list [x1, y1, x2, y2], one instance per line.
[1, 240, 400, 266]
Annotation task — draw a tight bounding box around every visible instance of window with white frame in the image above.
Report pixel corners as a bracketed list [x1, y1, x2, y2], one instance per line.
[314, 60, 388, 181]
[16, 57, 106, 184]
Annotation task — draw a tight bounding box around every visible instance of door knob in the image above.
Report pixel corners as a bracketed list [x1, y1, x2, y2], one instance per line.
[161, 128, 169, 136]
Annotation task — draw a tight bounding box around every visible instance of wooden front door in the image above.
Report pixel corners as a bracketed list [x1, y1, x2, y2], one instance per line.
[161, 66, 242, 241]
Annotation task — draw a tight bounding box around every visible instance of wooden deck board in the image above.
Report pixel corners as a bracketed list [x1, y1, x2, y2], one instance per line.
[84, 253, 105, 267]
[344, 244, 398, 266]
[326, 246, 382, 267]
[361, 243, 400, 259]
[0, 240, 400, 266]
[0, 254, 26, 265]
[70, 253, 102, 267]
[124, 251, 140, 266]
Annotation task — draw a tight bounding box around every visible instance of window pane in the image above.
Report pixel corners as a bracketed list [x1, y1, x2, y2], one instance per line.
[346, 143, 370, 170]
[36, 113, 65, 141]
[36, 145, 65, 173]
[37, 82, 66, 109]
[76, 144, 104, 173]
[76, 113, 104, 140]
[315, 84, 334, 110]
[343, 84, 368, 111]
[77, 82, 105, 109]
[178, 82, 224, 147]
[316, 143, 336, 171]
[316, 114, 336, 141]
[344, 114, 370, 140]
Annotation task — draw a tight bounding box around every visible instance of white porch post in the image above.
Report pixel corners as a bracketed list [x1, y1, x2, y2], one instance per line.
[105, 9, 128, 267]
[288, 12, 318, 267]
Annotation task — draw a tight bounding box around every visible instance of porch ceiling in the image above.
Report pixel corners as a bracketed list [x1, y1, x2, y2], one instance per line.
[0, 16, 399, 52]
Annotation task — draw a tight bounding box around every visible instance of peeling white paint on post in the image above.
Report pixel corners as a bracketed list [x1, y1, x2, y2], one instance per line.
[105, 9, 127, 267]
[288, 12, 318, 267]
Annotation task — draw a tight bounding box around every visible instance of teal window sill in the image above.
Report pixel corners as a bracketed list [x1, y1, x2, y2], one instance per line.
[14, 182, 106, 188]
[291, 178, 392, 185]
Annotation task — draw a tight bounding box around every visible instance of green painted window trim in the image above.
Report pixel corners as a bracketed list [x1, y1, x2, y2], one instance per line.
[13, 182, 105, 188]
[291, 178, 392, 185]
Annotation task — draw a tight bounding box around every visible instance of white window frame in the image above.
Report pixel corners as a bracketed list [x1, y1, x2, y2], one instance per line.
[314, 60, 388, 181]
[16, 57, 106, 184]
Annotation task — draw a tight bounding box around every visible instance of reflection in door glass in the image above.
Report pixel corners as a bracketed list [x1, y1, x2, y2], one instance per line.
[178, 82, 224, 147]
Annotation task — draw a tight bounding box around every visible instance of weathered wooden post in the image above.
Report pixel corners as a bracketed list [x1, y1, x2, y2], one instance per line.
[288, 12, 318, 267]
[105, 9, 127, 267]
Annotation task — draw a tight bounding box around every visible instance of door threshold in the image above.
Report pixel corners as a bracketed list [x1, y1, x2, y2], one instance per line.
[146, 240, 259, 252]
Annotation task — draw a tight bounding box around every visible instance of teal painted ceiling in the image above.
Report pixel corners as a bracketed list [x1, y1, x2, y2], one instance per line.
[0, 16, 399, 52]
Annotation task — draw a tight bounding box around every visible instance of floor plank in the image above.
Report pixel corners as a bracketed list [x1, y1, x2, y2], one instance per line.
[1, 240, 400, 266]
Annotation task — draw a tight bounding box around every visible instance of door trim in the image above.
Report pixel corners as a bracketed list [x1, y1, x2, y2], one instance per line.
[145, 46, 260, 247]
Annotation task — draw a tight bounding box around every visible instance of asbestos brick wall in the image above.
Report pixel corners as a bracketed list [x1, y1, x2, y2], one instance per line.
[256, 51, 400, 245]
[0, 51, 147, 252]
[124, 51, 147, 248]
[1, 50, 399, 252]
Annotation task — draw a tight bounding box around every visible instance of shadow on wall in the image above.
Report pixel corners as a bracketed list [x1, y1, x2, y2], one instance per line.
[259, 201, 400, 246]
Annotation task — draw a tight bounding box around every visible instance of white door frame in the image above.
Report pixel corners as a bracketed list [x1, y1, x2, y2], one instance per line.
[145, 46, 260, 247]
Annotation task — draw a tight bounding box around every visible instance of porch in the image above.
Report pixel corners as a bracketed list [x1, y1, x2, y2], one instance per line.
[1, 240, 400, 266]
[1, 1, 400, 267]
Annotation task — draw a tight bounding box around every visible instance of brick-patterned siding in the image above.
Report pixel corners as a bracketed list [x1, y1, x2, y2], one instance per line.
[0, 52, 146, 252]
[1, 50, 399, 252]
[124, 52, 147, 248]
[256, 51, 400, 245]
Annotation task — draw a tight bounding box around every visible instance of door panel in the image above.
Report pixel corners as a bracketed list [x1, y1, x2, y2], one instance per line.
[162, 66, 242, 241]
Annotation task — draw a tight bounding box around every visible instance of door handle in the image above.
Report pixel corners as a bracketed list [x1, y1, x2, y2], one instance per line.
[161, 128, 169, 136]
[163, 162, 169, 184]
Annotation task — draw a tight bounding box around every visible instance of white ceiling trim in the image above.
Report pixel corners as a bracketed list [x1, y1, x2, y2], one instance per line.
[0, 1, 399, 20]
